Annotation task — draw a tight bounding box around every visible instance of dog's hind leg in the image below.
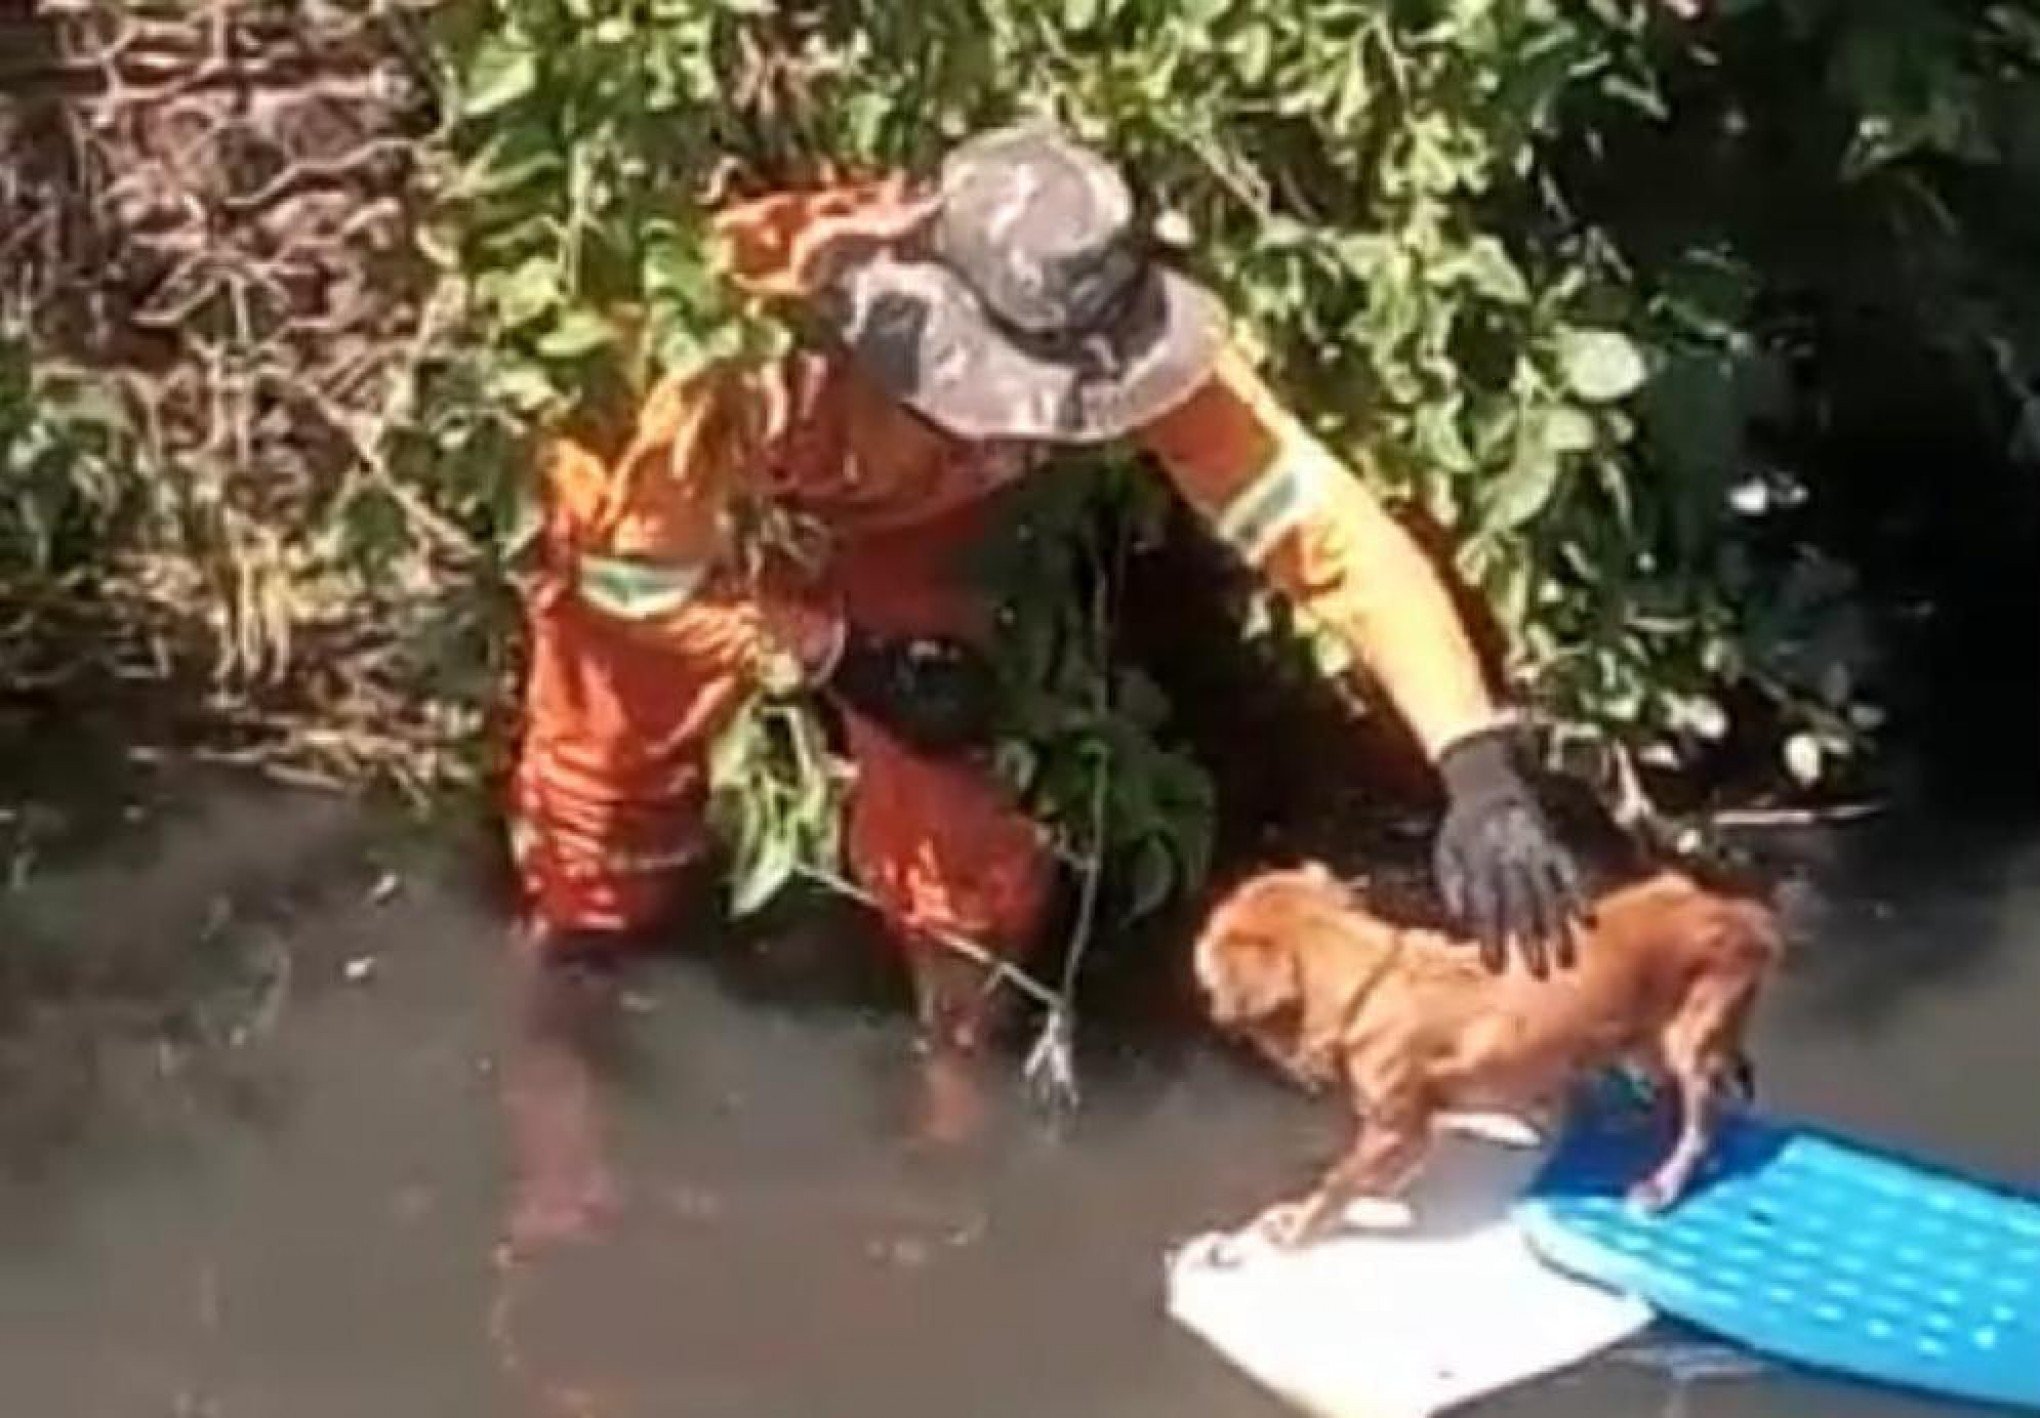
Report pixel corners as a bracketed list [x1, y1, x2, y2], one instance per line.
[1629, 1061, 1716, 1212]
[1631, 976, 1754, 1210]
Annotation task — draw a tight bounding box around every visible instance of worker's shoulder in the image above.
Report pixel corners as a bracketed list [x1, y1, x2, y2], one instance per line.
[1132, 340, 1292, 438]
[709, 174, 914, 302]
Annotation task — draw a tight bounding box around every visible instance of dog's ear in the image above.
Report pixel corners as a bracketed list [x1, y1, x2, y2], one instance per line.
[1212, 929, 1303, 1022]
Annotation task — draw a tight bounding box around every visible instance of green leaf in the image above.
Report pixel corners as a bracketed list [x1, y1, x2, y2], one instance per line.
[789, 738, 837, 832]
[455, 124, 562, 200]
[417, 220, 461, 271]
[1233, 22, 1274, 84]
[42, 378, 127, 435]
[994, 738, 1040, 793]
[1114, 667, 1171, 729]
[1405, 117, 1468, 195]
[1333, 232, 1394, 278]
[709, 697, 762, 779]
[483, 257, 562, 330]
[1122, 836, 1177, 924]
[1599, 68, 1668, 121]
[1310, 625, 1354, 679]
[731, 824, 798, 916]
[1487, 435, 1562, 531]
[1332, 46, 1372, 128]
[644, 234, 721, 311]
[1542, 405, 1597, 453]
[1414, 402, 1477, 474]
[1672, 694, 1729, 741]
[485, 359, 559, 413]
[1783, 732, 1824, 788]
[537, 308, 616, 359]
[461, 35, 538, 120]
[1457, 236, 1531, 305]
[1655, 248, 1758, 341]
[1259, 214, 1312, 251]
[1557, 329, 1649, 403]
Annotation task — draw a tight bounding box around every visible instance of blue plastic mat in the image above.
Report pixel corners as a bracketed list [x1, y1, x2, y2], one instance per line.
[1516, 1107, 2040, 1412]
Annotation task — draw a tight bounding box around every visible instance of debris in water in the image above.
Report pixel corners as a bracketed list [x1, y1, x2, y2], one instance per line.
[156, 1038, 187, 1078]
[367, 870, 401, 905]
[196, 1260, 221, 1333]
[867, 1234, 933, 1269]
[393, 1183, 435, 1223]
[1024, 1008, 1080, 1113]
[1613, 1338, 1769, 1384]
[342, 955, 378, 984]
[665, 1186, 724, 1223]
[199, 895, 235, 942]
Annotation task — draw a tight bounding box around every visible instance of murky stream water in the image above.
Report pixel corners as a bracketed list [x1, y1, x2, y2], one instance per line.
[1, 778, 2035, 1417]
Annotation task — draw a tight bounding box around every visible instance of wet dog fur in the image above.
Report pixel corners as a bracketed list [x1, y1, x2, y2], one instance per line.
[1193, 857, 1782, 1248]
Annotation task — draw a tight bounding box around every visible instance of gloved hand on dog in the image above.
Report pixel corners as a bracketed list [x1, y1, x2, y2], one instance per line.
[1433, 725, 1586, 979]
[826, 626, 1001, 754]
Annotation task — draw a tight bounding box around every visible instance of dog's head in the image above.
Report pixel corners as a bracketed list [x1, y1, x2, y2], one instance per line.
[1192, 862, 1354, 1031]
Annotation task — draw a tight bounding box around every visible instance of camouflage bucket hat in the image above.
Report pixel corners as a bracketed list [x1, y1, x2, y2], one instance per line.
[820, 118, 1226, 444]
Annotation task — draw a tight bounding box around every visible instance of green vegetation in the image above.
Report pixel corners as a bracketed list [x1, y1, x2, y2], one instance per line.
[6, 0, 2038, 918]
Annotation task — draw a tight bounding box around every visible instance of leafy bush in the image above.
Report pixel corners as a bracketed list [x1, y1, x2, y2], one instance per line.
[1, 5, 476, 792]
[9, 0, 2039, 916]
[419, 0, 2040, 912]
[1, 332, 128, 589]
[422, 0, 1742, 911]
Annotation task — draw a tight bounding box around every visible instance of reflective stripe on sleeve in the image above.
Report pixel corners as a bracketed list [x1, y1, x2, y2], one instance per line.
[1210, 440, 1332, 565]
[575, 551, 711, 621]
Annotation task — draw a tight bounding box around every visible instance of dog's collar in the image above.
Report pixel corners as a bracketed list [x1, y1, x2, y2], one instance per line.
[1293, 930, 1408, 1083]
[1335, 930, 1409, 1032]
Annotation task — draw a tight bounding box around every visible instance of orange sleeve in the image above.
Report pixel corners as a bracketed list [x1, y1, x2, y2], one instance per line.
[534, 361, 838, 687]
[1135, 347, 1505, 759]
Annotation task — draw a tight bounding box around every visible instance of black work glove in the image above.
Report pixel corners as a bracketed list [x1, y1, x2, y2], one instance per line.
[1432, 726, 1586, 979]
[827, 627, 1000, 755]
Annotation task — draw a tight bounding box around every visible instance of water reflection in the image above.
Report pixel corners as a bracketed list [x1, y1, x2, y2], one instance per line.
[0, 778, 2034, 1416]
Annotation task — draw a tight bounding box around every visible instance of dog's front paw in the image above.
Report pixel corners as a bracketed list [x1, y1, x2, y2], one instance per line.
[1255, 1200, 1317, 1249]
[1185, 1230, 1261, 1271]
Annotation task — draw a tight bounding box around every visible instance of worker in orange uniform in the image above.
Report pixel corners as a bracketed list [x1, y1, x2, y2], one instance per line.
[503, 118, 1583, 1101]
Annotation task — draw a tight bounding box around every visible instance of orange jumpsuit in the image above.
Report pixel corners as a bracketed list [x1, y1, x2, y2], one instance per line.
[506, 182, 1503, 979]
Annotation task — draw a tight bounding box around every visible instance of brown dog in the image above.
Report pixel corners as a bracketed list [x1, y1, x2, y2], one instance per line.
[1194, 862, 1782, 1247]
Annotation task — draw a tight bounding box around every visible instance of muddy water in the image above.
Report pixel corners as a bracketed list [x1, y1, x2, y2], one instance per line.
[1, 780, 2035, 1418]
